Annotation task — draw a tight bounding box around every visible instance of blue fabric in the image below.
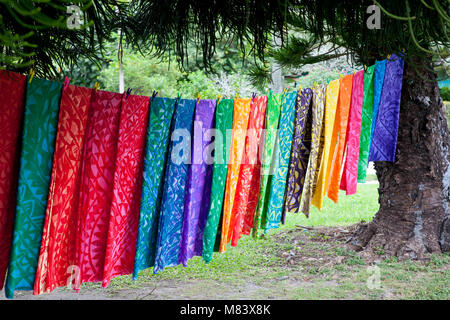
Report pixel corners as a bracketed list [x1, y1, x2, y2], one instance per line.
[369, 59, 386, 147]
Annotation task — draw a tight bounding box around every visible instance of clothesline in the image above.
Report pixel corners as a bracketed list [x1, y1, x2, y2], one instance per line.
[0, 53, 404, 299]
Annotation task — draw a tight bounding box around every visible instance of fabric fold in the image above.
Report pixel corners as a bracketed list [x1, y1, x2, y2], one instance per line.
[5, 78, 62, 299]
[369, 60, 386, 145]
[33, 85, 93, 295]
[0, 71, 26, 290]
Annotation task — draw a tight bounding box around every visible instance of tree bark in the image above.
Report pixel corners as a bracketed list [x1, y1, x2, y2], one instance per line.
[349, 61, 450, 259]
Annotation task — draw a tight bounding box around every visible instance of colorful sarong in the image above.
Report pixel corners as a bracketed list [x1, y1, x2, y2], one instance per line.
[284, 88, 313, 215]
[219, 98, 251, 252]
[369, 54, 404, 162]
[153, 99, 196, 273]
[0, 71, 26, 290]
[311, 79, 340, 210]
[264, 91, 297, 230]
[369, 60, 386, 144]
[230, 96, 267, 245]
[5, 78, 62, 299]
[202, 99, 234, 263]
[327, 75, 353, 203]
[340, 70, 364, 195]
[299, 84, 326, 216]
[133, 97, 176, 279]
[179, 99, 216, 266]
[102, 94, 150, 287]
[357, 65, 375, 182]
[33, 85, 93, 295]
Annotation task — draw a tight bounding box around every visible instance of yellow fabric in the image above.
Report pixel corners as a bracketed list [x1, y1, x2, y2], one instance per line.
[219, 98, 251, 252]
[311, 79, 340, 210]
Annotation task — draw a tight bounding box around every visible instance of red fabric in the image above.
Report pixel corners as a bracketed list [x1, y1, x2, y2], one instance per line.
[33, 85, 93, 294]
[76, 90, 122, 285]
[102, 94, 150, 287]
[340, 70, 364, 195]
[230, 96, 267, 246]
[0, 71, 26, 289]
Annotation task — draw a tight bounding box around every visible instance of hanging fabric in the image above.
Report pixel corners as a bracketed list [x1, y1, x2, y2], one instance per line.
[369, 54, 404, 162]
[153, 99, 196, 273]
[0, 71, 26, 290]
[133, 97, 176, 279]
[369, 60, 387, 144]
[33, 85, 93, 295]
[219, 98, 252, 252]
[202, 99, 234, 263]
[327, 75, 353, 203]
[299, 84, 326, 216]
[283, 88, 313, 215]
[357, 65, 375, 182]
[253, 93, 282, 237]
[179, 99, 216, 266]
[230, 95, 268, 246]
[102, 94, 151, 287]
[5, 78, 62, 299]
[311, 79, 340, 210]
[340, 70, 365, 195]
[264, 91, 298, 230]
[75, 90, 122, 285]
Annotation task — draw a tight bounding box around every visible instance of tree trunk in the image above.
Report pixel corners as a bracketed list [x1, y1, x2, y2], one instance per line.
[349, 61, 450, 259]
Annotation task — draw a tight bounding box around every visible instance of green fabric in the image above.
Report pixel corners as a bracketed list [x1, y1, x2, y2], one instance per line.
[5, 78, 62, 299]
[202, 98, 234, 263]
[252, 92, 282, 238]
[357, 65, 375, 182]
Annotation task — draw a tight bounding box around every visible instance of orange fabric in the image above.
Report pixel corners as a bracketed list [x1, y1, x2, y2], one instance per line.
[326, 75, 353, 203]
[219, 98, 251, 252]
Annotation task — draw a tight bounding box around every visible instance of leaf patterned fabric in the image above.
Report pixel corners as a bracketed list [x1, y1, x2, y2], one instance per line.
[264, 91, 297, 231]
[369, 54, 404, 162]
[202, 99, 234, 263]
[284, 88, 313, 215]
[33, 85, 92, 295]
[102, 94, 150, 287]
[369, 60, 386, 145]
[153, 99, 196, 273]
[299, 84, 326, 216]
[219, 98, 251, 252]
[340, 70, 365, 195]
[179, 99, 216, 266]
[75, 90, 122, 285]
[327, 75, 353, 203]
[357, 66, 375, 183]
[0, 71, 26, 290]
[230, 96, 267, 246]
[311, 79, 340, 210]
[253, 93, 282, 237]
[133, 97, 176, 279]
[5, 78, 62, 299]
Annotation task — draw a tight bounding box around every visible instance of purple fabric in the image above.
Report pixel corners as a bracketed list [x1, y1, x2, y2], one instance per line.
[368, 54, 404, 162]
[179, 99, 216, 266]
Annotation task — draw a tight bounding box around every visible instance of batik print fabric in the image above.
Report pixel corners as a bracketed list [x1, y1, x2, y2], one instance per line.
[102, 94, 150, 287]
[369, 60, 386, 144]
[5, 78, 62, 299]
[133, 97, 176, 279]
[179, 99, 216, 266]
[264, 91, 297, 231]
[284, 88, 313, 215]
[153, 99, 196, 273]
[253, 93, 282, 237]
[230, 96, 267, 246]
[33, 85, 93, 296]
[357, 65, 375, 183]
[299, 84, 326, 216]
[369, 54, 404, 162]
[311, 79, 339, 210]
[75, 90, 122, 285]
[0, 71, 26, 290]
[327, 75, 353, 203]
[202, 99, 234, 263]
[219, 98, 252, 252]
[340, 70, 364, 195]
